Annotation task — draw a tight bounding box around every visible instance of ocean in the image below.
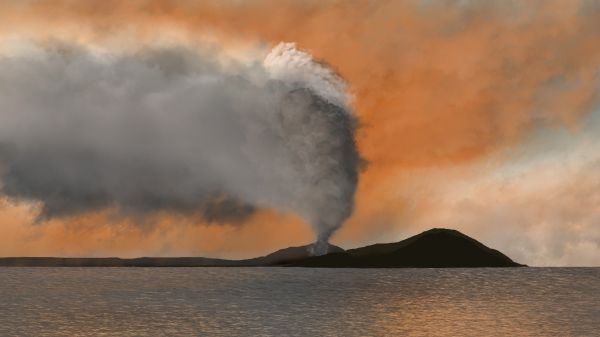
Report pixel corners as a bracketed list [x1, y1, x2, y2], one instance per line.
[1, 267, 598, 336]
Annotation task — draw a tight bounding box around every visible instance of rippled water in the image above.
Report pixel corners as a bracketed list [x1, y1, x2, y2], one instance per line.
[0, 268, 598, 336]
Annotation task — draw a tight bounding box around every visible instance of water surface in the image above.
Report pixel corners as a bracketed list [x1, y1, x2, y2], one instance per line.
[1, 268, 598, 336]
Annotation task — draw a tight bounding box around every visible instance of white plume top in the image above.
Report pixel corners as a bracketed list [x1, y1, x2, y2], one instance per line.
[264, 42, 350, 110]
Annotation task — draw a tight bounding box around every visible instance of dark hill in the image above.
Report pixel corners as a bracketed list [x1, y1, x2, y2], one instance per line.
[239, 243, 344, 266]
[289, 228, 524, 267]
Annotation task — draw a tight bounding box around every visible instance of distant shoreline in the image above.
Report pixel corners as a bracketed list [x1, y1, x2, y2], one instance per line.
[0, 228, 525, 268]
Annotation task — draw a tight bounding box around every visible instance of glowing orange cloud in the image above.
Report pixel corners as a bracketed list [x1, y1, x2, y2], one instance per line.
[0, 200, 312, 258]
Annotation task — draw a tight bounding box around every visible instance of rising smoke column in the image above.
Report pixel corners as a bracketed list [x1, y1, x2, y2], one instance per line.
[0, 42, 359, 255]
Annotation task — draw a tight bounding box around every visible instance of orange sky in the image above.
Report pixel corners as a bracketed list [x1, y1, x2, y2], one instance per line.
[0, 0, 599, 265]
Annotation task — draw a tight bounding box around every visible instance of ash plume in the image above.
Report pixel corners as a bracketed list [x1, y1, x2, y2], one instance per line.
[0, 42, 360, 255]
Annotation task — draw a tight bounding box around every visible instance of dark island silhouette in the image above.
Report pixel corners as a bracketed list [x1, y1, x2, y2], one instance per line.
[0, 228, 524, 267]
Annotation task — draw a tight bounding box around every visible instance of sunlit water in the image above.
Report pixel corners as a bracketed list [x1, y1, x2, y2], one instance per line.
[0, 267, 598, 336]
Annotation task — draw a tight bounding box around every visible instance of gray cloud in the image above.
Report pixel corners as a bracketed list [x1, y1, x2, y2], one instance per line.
[0, 42, 360, 254]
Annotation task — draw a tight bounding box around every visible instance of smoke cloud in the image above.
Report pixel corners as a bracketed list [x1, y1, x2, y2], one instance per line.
[0, 42, 360, 255]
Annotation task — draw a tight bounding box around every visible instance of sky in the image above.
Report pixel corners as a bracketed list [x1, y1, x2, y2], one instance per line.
[0, 0, 599, 266]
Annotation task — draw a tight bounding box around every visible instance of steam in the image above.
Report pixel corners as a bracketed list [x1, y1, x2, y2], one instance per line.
[0, 42, 359, 255]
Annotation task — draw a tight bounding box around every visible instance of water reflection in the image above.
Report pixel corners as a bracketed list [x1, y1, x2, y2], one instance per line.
[0, 268, 598, 336]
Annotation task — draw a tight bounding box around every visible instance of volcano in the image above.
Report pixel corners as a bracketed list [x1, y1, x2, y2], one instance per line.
[288, 228, 524, 267]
